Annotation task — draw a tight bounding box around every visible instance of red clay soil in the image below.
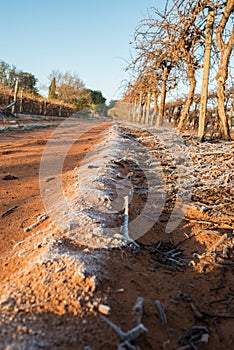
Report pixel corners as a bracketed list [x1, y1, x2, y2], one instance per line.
[0, 120, 234, 350]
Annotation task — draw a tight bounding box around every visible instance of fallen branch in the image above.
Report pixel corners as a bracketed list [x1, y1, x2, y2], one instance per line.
[24, 214, 48, 232]
[209, 234, 228, 252]
[190, 302, 203, 320]
[121, 196, 139, 247]
[1, 205, 18, 218]
[204, 312, 234, 319]
[150, 241, 187, 271]
[17, 300, 48, 312]
[122, 196, 129, 238]
[133, 297, 144, 325]
[178, 326, 209, 349]
[184, 217, 234, 230]
[100, 297, 147, 350]
[100, 315, 147, 350]
[155, 300, 167, 326]
[190, 301, 234, 319]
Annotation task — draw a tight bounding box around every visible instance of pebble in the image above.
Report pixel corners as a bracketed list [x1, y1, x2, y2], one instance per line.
[201, 333, 209, 343]
[98, 304, 110, 315]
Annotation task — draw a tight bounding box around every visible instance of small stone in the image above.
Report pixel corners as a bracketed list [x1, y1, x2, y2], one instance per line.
[93, 301, 98, 308]
[201, 333, 209, 343]
[84, 234, 93, 239]
[98, 304, 110, 315]
[127, 171, 134, 178]
[77, 272, 85, 281]
[87, 302, 94, 311]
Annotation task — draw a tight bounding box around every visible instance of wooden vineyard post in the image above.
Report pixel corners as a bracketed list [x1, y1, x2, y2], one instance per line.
[152, 90, 159, 126]
[198, 6, 215, 139]
[132, 96, 137, 122]
[137, 91, 143, 122]
[228, 93, 234, 129]
[157, 65, 168, 127]
[39, 102, 43, 115]
[142, 100, 146, 124]
[19, 90, 23, 113]
[59, 105, 62, 117]
[12, 79, 19, 114]
[145, 91, 151, 124]
[44, 101, 47, 115]
[128, 101, 132, 121]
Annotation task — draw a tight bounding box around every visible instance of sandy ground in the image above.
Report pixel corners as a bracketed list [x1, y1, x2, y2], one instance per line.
[0, 118, 234, 350]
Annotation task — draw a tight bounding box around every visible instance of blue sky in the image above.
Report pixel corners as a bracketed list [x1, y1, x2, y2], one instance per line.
[0, 0, 163, 102]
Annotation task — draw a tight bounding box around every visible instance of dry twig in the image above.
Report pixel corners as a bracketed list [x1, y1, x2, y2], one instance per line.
[100, 297, 147, 350]
[1, 205, 18, 218]
[133, 297, 144, 325]
[100, 315, 147, 350]
[155, 300, 167, 326]
[24, 214, 48, 232]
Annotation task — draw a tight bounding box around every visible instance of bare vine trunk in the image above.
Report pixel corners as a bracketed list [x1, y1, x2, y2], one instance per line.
[132, 97, 137, 122]
[145, 91, 151, 124]
[216, 76, 231, 140]
[157, 66, 168, 127]
[216, 45, 233, 140]
[215, 0, 234, 140]
[198, 6, 214, 139]
[178, 66, 196, 130]
[137, 91, 143, 122]
[151, 90, 159, 126]
[228, 93, 234, 129]
[153, 90, 159, 115]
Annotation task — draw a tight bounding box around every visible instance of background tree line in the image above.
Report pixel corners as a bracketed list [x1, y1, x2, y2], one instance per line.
[124, 0, 233, 140]
[0, 60, 107, 113]
[48, 70, 106, 111]
[0, 60, 38, 94]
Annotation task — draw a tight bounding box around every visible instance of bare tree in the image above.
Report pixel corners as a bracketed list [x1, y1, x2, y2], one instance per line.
[215, 0, 234, 140]
[48, 70, 85, 104]
[128, 4, 180, 126]
[174, 0, 208, 130]
[125, 0, 233, 140]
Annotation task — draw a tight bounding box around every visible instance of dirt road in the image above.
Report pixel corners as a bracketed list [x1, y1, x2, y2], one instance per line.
[0, 120, 234, 350]
[0, 120, 111, 274]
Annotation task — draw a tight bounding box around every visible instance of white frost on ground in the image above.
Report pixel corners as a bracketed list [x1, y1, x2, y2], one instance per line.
[54, 124, 132, 248]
